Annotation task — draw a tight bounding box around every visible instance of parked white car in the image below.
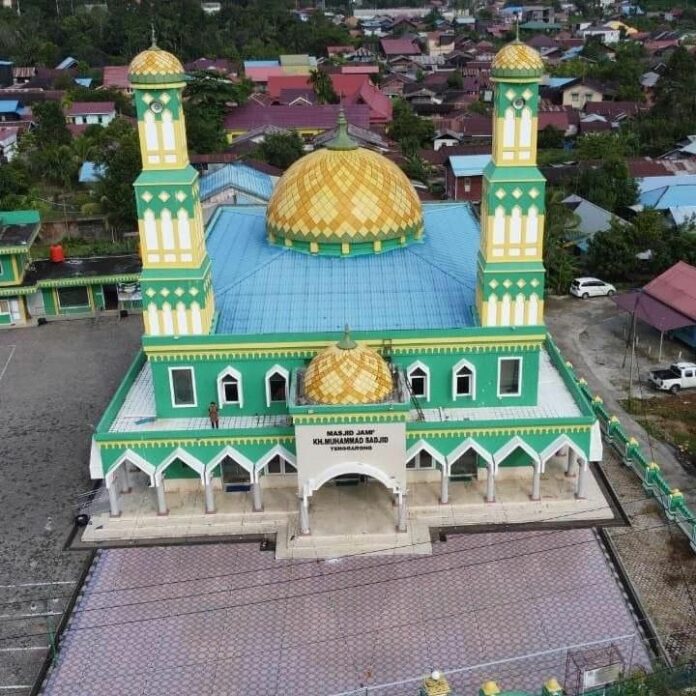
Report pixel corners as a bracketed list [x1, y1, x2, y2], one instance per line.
[570, 277, 616, 299]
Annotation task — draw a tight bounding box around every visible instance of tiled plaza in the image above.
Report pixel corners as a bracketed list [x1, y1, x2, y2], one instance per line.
[43, 530, 651, 696]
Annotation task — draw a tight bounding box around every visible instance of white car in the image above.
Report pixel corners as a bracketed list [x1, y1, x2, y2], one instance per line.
[570, 277, 616, 299]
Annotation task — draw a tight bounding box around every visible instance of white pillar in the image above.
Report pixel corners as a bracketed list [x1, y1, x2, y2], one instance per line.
[108, 482, 120, 517]
[299, 495, 310, 535]
[531, 463, 541, 501]
[252, 481, 263, 512]
[156, 478, 168, 516]
[566, 449, 578, 477]
[204, 477, 216, 514]
[486, 464, 496, 503]
[576, 460, 589, 499]
[440, 467, 449, 505]
[397, 491, 407, 532]
[119, 465, 131, 494]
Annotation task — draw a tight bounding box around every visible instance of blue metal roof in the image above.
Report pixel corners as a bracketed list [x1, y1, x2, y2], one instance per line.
[546, 77, 577, 89]
[637, 174, 696, 194]
[199, 163, 274, 202]
[207, 203, 480, 336]
[243, 60, 280, 68]
[0, 100, 20, 113]
[449, 154, 492, 177]
[640, 184, 696, 209]
[74, 77, 93, 88]
[55, 56, 78, 70]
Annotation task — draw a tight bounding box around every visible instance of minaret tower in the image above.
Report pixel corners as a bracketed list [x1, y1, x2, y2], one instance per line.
[476, 41, 546, 328]
[128, 37, 215, 336]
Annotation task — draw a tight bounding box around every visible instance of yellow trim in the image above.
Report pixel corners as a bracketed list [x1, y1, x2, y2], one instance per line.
[293, 412, 408, 424]
[408, 424, 591, 438]
[101, 435, 295, 449]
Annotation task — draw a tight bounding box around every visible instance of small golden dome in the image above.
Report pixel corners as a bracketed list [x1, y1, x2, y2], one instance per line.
[303, 328, 393, 405]
[481, 681, 501, 696]
[491, 41, 544, 78]
[129, 43, 185, 85]
[266, 113, 423, 255]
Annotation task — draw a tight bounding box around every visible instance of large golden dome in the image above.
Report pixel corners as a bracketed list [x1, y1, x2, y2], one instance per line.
[129, 41, 186, 85]
[266, 113, 424, 256]
[491, 40, 544, 79]
[304, 328, 394, 405]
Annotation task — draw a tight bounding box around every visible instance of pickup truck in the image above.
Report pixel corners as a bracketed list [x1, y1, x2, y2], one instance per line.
[648, 362, 696, 393]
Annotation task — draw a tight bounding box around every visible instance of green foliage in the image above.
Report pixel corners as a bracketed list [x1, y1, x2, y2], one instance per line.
[576, 131, 637, 161]
[68, 86, 135, 118]
[402, 154, 432, 184]
[309, 69, 339, 105]
[388, 99, 436, 154]
[91, 119, 140, 232]
[256, 131, 304, 170]
[585, 209, 696, 281]
[538, 125, 564, 150]
[544, 189, 580, 294]
[184, 72, 252, 154]
[0, 160, 35, 210]
[573, 158, 638, 213]
[32, 101, 71, 149]
[446, 71, 463, 89]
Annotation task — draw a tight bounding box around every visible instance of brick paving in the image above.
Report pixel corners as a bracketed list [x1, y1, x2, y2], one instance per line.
[42, 530, 650, 696]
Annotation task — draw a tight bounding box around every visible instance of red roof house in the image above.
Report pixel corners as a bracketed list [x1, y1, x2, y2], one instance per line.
[380, 38, 421, 57]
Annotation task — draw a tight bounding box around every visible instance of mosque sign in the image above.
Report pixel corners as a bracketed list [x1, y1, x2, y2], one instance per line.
[295, 422, 406, 487]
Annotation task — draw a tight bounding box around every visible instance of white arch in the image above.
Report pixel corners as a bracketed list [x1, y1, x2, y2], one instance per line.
[503, 107, 515, 147]
[255, 444, 297, 474]
[446, 437, 493, 475]
[539, 434, 588, 468]
[500, 293, 511, 327]
[406, 360, 430, 402]
[177, 208, 191, 250]
[161, 109, 175, 150]
[528, 293, 539, 325]
[306, 462, 400, 497]
[493, 205, 505, 245]
[513, 293, 525, 326]
[520, 106, 533, 147]
[405, 439, 446, 466]
[161, 209, 174, 249]
[509, 206, 522, 244]
[144, 110, 159, 150]
[156, 447, 206, 483]
[265, 364, 289, 407]
[217, 365, 244, 408]
[143, 209, 157, 250]
[452, 357, 476, 400]
[205, 446, 255, 483]
[105, 449, 156, 488]
[526, 205, 539, 244]
[494, 436, 541, 472]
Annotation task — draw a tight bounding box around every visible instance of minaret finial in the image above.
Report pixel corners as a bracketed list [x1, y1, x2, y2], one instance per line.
[515, 17, 520, 41]
[326, 108, 358, 151]
[150, 22, 158, 48]
[337, 323, 357, 350]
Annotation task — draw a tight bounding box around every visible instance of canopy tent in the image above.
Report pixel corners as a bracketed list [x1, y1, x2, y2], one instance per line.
[612, 291, 694, 333]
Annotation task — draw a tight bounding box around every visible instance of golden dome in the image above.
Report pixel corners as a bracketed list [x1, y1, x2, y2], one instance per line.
[491, 41, 544, 78]
[266, 113, 423, 255]
[303, 328, 393, 405]
[128, 43, 185, 85]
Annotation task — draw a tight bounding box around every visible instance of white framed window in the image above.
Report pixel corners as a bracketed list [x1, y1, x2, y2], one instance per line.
[498, 357, 522, 397]
[265, 455, 297, 475]
[0, 299, 10, 315]
[217, 366, 243, 408]
[406, 451, 434, 469]
[407, 361, 430, 401]
[169, 366, 197, 407]
[452, 358, 476, 400]
[265, 364, 289, 406]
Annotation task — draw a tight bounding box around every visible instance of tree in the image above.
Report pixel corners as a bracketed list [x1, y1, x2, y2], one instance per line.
[544, 189, 580, 295]
[387, 99, 436, 153]
[573, 159, 637, 214]
[32, 101, 71, 149]
[446, 71, 463, 90]
[309, 69, 338, 105]
[91, 119, 140, 233]
[538, 125, 564, 150]
[257, 131, 305, 170]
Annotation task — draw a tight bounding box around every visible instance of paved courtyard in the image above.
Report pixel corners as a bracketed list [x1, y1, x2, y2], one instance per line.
[0, 318, 142, 691]
[41, 530, 651, 696]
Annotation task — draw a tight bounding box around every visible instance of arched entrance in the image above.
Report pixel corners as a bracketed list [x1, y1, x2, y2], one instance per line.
[299, 463, 405, 536]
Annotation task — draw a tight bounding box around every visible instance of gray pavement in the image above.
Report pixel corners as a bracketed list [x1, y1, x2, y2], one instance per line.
[545, 295, 696, 508]
[0, 317, 142, 692]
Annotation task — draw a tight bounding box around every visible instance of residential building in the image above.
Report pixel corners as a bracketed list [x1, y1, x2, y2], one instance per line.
[65, 101, 117, 128]
[0, 125, 19, 162]
[445, 154, 491, 201]
[561, 80, 605, 109]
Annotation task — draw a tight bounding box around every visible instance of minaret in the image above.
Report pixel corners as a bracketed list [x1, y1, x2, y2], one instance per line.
[476, 41, 546, 328]
[128, 37, 215, 336]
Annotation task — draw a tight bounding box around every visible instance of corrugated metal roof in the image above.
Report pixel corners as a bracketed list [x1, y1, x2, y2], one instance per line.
[199, 163, 274, 202]
[639, 183, 696, 209]
[448, 154, 492, 177]
[207, 203, 479, 335]
[0, 100, 21, 113]
[644, 261, 696, 321]
[637, 173, 696, 194]
[78, 161, 106, 183]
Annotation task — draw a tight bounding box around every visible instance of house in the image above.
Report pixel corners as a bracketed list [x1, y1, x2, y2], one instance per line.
[65, 102, 116, 133]
[635, 173, 696, 227]
[380, 72, 414, 98]
[199, 162, 275, 208]
[522, 5, 556, 23]
[561, 80, 605, 109]
[434, 130, 462, 151]
[185, 57, 236, 76]
[578, 25, 621, 44]
[0, 99, 28, 122]
[445, 154, 491, 201]
[379, 38, 421, 58]
[584, 101, 647, 123]
[426, 31, 455, 57]
[613, 261, 696, 351]
[661, 135, 696, 161]
[224, 104, 371, 141]
[0, 125, 19, 162]
[55, 56, 79, 70]
[562, 194, 628, 252]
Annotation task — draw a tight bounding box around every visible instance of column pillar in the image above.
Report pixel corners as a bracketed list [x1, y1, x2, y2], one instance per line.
[252, 481, 263, 512]
[576, 460, 589, 499]
[299, 495, 310, 535]
[486, 464, 496, 503]
[119, 465, 131, 494]
[397, 491, 407, 532]
[531, 462, 541, 501]
[566, 449, 578, 477]
[108, 482, 121, 518]
[204, 476, 216, 514]
[156, 477, 168, 516]
[440, 466, 449, 505]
